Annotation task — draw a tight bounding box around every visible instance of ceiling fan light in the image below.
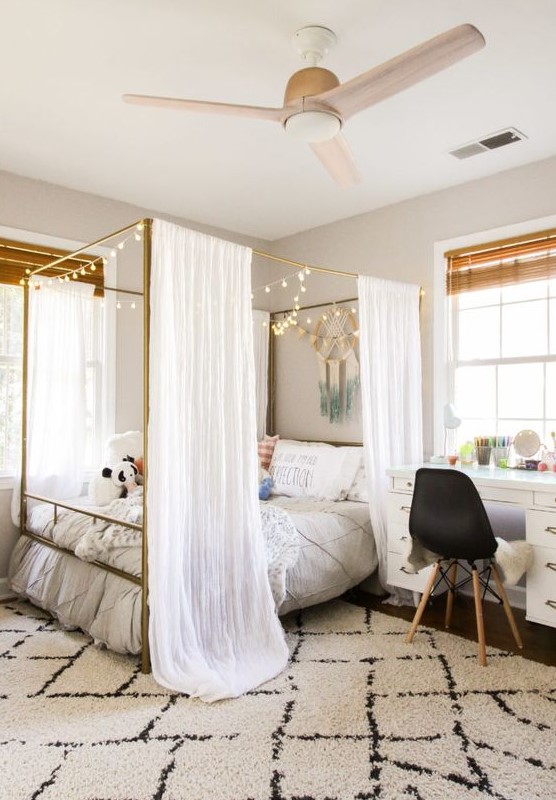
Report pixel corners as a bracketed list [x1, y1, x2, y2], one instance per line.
[284, 111, 341, 143]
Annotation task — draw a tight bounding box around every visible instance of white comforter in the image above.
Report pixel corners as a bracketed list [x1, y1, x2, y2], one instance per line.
[10, 493, 377, 653]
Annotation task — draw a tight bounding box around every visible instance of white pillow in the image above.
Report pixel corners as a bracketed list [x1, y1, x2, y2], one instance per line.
[346, 460, 369, 503]
[106, 431, 143, 465]
[269, 440, 361, 501]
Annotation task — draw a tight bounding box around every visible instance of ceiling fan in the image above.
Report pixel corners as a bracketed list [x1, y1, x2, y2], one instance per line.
[123, 23, 485, 188]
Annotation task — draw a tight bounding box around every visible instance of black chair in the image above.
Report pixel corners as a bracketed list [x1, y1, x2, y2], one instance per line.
[405, 467, 522, 665]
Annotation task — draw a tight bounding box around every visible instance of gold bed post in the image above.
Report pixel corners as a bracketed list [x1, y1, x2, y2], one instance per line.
[141, 218, 153, 673]
[19, 281, 30, 532]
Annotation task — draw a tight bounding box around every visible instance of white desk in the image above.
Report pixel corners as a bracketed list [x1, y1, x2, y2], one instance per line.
[386, 464, 556, 629]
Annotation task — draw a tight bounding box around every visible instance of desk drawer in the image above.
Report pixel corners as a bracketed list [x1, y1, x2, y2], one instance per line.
[533, 491, 556, 509]
[392, 476, 416, 493]
[387, 492, 413, 525]
[387, 521, 411, 554]
[387, 551, 432, 592]
[526, 545, 556, 628]
[526, 509, 556, 548]
[477, 486, 533, 505]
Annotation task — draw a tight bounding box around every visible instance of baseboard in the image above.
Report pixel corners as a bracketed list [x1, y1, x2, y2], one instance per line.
[0, 577, 14, 601]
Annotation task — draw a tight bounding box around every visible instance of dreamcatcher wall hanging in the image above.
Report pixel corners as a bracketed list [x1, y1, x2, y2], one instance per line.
[295, 305, 360, 423]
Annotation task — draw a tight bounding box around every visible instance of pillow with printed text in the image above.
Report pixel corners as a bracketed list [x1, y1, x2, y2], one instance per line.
[269, 440, 361, 501]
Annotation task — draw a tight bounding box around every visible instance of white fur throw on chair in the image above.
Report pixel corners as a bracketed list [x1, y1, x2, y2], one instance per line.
[402, 537, 533, 586]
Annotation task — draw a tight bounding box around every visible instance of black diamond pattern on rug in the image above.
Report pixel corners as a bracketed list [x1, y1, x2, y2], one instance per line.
[1, 598, 554, 800]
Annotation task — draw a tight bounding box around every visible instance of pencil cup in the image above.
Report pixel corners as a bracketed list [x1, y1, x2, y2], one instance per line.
[492, 446, 510, 467]
[476, 446, 492, 466]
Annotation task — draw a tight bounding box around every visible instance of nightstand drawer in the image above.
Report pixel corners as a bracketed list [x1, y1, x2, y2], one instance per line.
[526, 545, 556, 627]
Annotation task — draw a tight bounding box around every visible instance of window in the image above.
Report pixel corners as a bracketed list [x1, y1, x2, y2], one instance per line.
[445, 228, 556, 450]
[0, 234, 111, 477]
[0, 285, 23, 473]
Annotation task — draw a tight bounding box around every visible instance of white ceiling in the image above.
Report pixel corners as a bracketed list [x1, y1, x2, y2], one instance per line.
[2, 0, 555, 241]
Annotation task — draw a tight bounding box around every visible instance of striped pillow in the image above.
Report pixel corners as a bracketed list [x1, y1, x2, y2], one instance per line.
[258, 435, 280, 470]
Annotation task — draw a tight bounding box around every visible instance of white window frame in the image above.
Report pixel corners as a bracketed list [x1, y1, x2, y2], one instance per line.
[433, 212, 556, 457]
[0, 225, 116, 487]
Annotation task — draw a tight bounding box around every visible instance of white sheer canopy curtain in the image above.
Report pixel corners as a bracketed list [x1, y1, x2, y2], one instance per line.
[148, 220, 288, 702]
[252, 309, 270, 440]
[358, 276, 423, 604]
[12, 282, 93, 525]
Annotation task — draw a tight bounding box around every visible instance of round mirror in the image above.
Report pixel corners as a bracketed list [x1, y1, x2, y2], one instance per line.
[513, 429, 541, 458]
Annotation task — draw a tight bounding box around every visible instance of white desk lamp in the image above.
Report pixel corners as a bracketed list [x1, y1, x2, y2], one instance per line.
[443, 403, 462, 456]
[431, 403, 462, 463]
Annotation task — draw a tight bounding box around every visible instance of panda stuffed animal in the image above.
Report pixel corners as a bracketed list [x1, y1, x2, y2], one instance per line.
[89, 455, 140, 506]
[102, 456, 139, 499]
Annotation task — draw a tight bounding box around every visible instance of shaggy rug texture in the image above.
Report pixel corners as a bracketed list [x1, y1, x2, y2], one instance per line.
[1, 598, 554, 800]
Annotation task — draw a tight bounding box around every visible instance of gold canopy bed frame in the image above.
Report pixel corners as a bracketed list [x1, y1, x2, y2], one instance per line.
[13, 217, 369, 674]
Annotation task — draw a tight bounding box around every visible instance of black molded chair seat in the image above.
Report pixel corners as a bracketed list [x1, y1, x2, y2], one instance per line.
[405, 467, 523, 665]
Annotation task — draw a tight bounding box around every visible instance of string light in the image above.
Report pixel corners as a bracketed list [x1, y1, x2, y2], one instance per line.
[265, 286, 270, 293]
[281, 279, 288, 288]
[19, 227, 144, 288]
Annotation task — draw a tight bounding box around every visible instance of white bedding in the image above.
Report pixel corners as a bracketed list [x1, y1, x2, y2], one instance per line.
[9, 493, 377, 654]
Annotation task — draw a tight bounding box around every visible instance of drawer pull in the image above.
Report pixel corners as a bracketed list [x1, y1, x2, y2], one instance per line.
[400, 535, 408, 541]
[406, 481, 413, 488]
[546, 600, 556, 610]
[546, 562, 556, 572]
[545, 526, 556, 535]
[400, 506, 411, 513]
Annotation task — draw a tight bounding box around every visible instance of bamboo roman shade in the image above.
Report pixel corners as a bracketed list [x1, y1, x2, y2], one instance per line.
[445, 227, 556, 296]
[0, 237, 104, 296]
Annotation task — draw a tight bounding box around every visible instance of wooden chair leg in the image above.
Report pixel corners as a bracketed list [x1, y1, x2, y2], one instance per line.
[406, 561, 441, 644]
[472, 565, 487, 666]
[491, 562, 523, 649]
[444, 561, 458, 629]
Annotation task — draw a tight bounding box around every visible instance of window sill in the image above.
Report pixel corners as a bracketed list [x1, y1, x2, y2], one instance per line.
[0, 475, 15, 491]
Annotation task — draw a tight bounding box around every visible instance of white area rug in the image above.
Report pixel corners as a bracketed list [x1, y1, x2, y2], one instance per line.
[1, 599, 555, 800]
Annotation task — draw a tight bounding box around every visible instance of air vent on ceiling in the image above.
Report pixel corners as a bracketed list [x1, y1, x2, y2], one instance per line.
[450, 128, 527, 159]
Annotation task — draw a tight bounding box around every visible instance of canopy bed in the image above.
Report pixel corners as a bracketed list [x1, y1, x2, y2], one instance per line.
[6, 218, 422, 703]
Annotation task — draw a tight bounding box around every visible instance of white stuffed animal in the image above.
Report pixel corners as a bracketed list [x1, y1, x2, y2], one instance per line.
[88, 457, 139, 506]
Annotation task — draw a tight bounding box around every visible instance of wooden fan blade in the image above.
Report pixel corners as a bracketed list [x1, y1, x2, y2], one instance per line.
[319, 23, 485, 120]
[310, 135, 360, 188]
[122, 94, 283, 122]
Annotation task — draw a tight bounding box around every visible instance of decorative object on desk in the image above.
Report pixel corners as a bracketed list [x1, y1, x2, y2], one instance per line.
[474, 437, 493, 466]
[459, 440, 475, 466]
[476, 446, 492, 466]
[513, 429, 541, 458]
[492, 436, 511, 467]
[447, 454, 458, 466]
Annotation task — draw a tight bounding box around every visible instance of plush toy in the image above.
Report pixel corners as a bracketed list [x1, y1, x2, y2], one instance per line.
[88, 456, 140, 506]
[102, 456, 139, 499]
[258, 465, 273, 501]
[259, 476, 273, 501]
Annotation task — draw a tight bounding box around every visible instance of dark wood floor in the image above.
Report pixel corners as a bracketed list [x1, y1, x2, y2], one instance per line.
[4, 593, 555, 666]
[346, 588, 556, 667]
